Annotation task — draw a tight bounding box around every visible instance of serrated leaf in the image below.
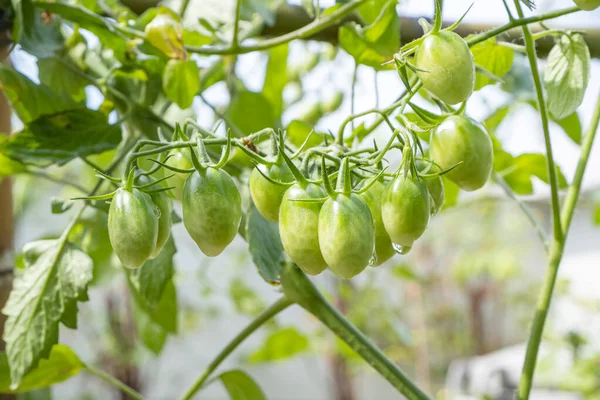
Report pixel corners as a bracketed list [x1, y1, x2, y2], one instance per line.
[246, 203, 284, 284]
[162, 59, 200, 109]
[1, 109, 122, 167]
[0, 345, 82, 393]
[248, 328, 309, 363]
[544, 33, 590, 120]
[2, 240, 93, 386]
[218, 370, 267, 400]
[470, 37, 514, 90]
[0, 66, 79, 124]
[129, 236, 176, 309]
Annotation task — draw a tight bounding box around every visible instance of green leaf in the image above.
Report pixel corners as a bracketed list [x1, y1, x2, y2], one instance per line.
[128, 278, 177, 334]
[500, 153, 568, 195]
[391, 263, 421, 281]
[286, 120, 325, 149]
[554, 112, 582, 145]
[225, 91, 276, 137]
[1, 109, 122, 167]
[132, 298, 168, 355]
[0, 66, 79, 124]
[162, 59, 200, 109]
[38, 58, 89, 102]
[11, 0, 34, 42]
[129, 236, 176, 309]
[484, 104, 510, 136]
[217, 370, 266, 400]
[338, 0, 399, 68]
[262, 44, 289, 118]
[32, 1, 128, 57]
[470, 37, 514, 90]
[543, 33, 590, 120]
[144, 6, 185, 59]
[594, 203, 600, 225]
[246, 203, 284, 284]
[248, 328, 309, 363]
[2, 240, 93, 386]
[229, 277, 265, 317]
[20, 10, 64, 58]
[0, 345, 82, 393]
[182, 29, 213, 47]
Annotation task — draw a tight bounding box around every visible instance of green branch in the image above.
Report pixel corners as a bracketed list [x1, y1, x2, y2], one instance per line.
[180, 297, 293, 400]
[280, 264, 432, 400]
[185, 0, 367, 55]
[518, 90, 600, 399]
[85, 364, 144, 400]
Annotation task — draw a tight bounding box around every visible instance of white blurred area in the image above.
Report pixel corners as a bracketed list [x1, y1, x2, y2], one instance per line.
[8, 0, 600, 399]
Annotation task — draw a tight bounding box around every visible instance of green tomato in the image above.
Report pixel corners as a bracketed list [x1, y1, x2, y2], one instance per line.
[359, 180, 394, 266]
[381, 175, 430, 251]
[182, 168, 242, 257]
[416, 160, 445, 215]
[250, 162, 294, 222]
[430, 115, 493, 192]
[318, 194, 374, 279]
[415, 31, 475, 105]
[108, 188, 159, 268]
[166, 148, 193, 200]
[279, 182, 328, 275]
[136, 175, 173, 259]
[574, 0, 600, 10]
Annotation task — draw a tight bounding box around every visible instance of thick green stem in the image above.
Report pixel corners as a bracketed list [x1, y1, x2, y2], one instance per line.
[179, 297, 293, 400]
[466, 6, 580, 48]
[517, 91, 600, 399]
[186, 0, 367, 55]
[85, 364, 144, 400]
[280, 264, 432, 400]
[514, 0, 563, 243]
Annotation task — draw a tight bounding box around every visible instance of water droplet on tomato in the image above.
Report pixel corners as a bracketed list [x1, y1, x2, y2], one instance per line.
[392, 243, 412, 255]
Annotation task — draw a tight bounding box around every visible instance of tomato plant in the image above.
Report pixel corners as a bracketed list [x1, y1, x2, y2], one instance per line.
[0, 0, 598, 399]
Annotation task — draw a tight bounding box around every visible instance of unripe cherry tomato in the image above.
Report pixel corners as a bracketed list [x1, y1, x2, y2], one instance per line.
[430, 115, 493, 192]
[279, 183, 328, 275]
[165, 148, 193, 200]
[415, 31, 475, 105]
[574, 0, 600, 10]
[318, 194, 374, 279]
[381, 175, 430, 251]
[136, 175, 174, 259]
[249, 162, 294, 222]
[182, 168, 242, 257]
[359, 180, 395, 266]
[108, 188, 159, 268]
[416, 160, 445, 215]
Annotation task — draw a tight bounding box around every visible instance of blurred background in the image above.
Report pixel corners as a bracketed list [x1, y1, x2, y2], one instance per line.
[2, 0, 600, 399]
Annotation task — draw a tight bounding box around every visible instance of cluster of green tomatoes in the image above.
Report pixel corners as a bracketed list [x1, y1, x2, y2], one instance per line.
[88, 19, 518, 279]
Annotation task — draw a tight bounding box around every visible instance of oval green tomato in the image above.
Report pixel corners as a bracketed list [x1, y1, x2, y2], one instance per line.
[136, 175, 173, 259]
[416, 160, 445, 215]
[415, 31, 475, 105]
[166, 148, 193, 200]
[250, 162, 294, 222]
[279, 183, 328, 275]
[430, 115, 493, 191]
[182, 168, 242, 257]
[318, 194, 374, 279]
[108, 188, 159, 268]
[359, 180, 394, 266]
[574, 0, 600, 10]
[381, 175, 430, 250]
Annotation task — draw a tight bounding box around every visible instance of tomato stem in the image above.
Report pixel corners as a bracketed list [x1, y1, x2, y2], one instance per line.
[280, 264, 433, 400]
[85, 364, 144, 400]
